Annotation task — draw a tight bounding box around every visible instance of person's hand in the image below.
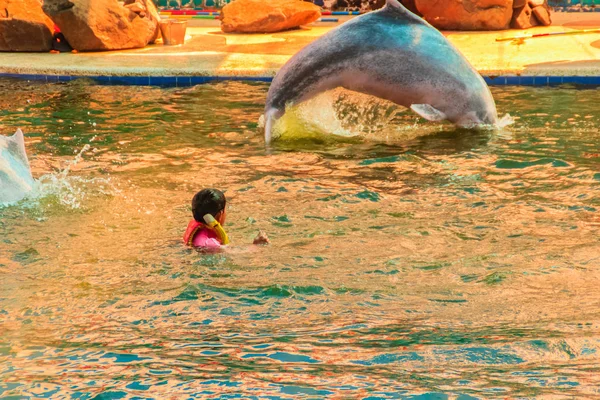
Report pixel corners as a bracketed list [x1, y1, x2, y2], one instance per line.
[253, 231, 270, 245]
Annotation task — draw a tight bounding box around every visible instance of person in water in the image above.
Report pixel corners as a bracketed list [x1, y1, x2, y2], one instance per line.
[183, 188, 269, 249]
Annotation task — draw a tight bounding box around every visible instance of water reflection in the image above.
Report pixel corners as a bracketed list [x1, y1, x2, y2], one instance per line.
[0, 79, 599, 399]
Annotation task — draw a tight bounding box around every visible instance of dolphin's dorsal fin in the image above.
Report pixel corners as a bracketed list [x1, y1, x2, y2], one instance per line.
[381, 0, 426, 25]
[385, 0, 409, 11]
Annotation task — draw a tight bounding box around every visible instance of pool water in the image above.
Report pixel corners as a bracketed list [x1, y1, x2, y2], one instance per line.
[0, 78, 599, 399]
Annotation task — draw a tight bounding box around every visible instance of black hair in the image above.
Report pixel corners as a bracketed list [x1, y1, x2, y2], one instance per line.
[192, 188, 226, 222]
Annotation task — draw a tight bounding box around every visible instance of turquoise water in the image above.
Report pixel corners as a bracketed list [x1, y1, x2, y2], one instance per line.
[0, 78, 599, 399]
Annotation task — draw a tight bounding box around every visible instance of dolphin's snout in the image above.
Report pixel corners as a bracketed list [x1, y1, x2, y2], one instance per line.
[454, 108, 497, 129]
[264, 108, 283, 145]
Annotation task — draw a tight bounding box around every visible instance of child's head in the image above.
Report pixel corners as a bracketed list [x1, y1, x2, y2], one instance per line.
[192, 188, 227, 225]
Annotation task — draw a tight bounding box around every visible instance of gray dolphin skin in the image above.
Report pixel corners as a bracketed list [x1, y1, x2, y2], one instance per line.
[0, 129, 35, 206]
[264, 0, 498, 143]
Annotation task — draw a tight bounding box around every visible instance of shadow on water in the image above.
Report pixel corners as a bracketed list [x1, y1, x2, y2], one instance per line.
[272, 121, 496, 160]
[409, 127, 495, 155]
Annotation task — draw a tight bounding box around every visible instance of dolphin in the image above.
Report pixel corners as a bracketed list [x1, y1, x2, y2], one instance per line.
[0, 129, 35, 206]
[264, 0, 498, 143]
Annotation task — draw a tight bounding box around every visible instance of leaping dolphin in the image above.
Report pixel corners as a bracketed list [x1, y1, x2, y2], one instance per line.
[0, 129, 35, 206]
[264, 0, 498, 143]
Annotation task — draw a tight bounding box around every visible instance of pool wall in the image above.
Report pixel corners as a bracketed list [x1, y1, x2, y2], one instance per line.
[2, 73, 600, 87]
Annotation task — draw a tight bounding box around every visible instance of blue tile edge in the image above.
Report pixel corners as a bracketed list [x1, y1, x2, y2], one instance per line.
[483, 75, 600, 86]
[2, 73, 600, 87]
[0, 73, 274, 87]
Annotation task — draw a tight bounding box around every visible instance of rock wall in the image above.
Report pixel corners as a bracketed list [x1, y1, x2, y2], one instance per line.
[0, 0, 54, 52]
[414, 0, 514, 30]
[221, 0, 321, 32]
[43, 0, 160, 51]
[155, 0, 553, 30]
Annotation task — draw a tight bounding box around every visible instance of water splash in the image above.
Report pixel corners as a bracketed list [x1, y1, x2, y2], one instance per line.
[260, 89, 399, 142]
[1, 130, 113, 209]
[32, 143, 95, 209]
[497, 113, 515, 129]
[260, 90, 513, 144]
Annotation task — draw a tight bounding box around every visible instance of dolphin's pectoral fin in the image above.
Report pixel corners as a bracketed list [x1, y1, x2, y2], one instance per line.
[410, 104, 447, 122]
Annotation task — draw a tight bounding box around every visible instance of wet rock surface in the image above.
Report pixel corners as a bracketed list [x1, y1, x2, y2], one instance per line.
[221, 0, 321, 33]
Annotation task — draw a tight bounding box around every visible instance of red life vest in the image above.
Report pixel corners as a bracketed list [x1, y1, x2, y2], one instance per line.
[183, 220, 204, 247]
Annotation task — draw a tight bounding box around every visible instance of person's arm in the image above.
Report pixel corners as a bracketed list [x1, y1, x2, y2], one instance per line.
[203, 237, 223, 249]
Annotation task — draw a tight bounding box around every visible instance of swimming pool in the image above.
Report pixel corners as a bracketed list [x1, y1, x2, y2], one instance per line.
[0, 78, 599, 399]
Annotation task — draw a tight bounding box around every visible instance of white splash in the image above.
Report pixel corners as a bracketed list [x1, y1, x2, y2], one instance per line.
[259, 91, 514, 144]
[0, 129, 35, 206]
[31, 143, 94, 209]
[497, 113, 515, 129]
[1, 129, 111, 209]
[260, 89, 399, 142]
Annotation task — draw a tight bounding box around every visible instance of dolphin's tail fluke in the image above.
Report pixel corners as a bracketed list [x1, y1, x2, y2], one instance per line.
[10, 129, 31, 168]
[264, 108, 281, 145]
[0, 128, 35, 205]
